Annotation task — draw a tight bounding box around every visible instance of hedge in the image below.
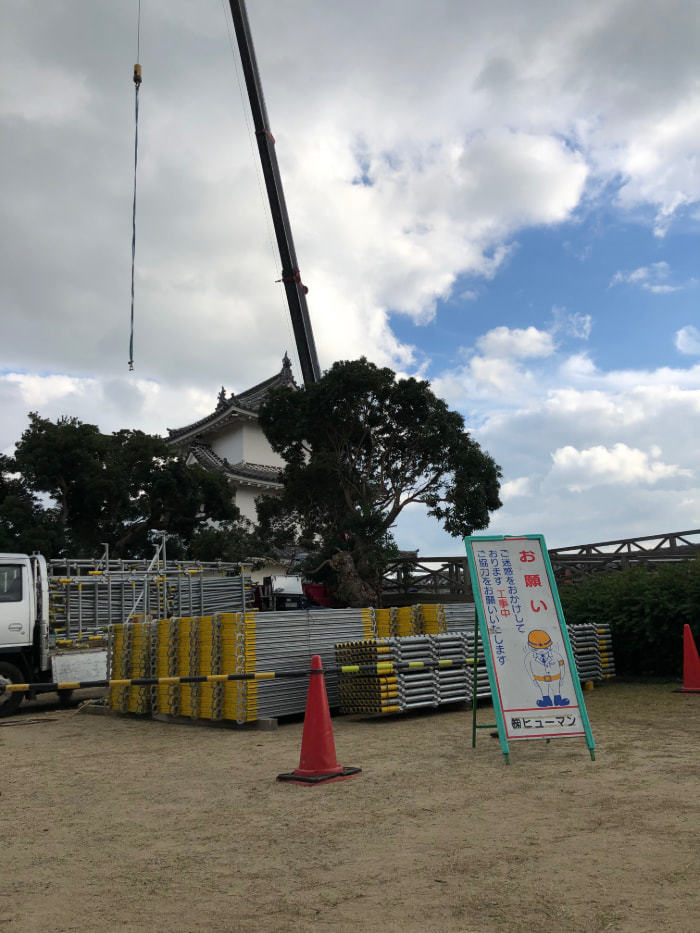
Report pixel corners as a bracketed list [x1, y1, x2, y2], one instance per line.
[559, 558, 700, 678]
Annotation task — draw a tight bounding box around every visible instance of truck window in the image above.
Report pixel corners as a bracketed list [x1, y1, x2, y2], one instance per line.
[0, 566, 23, 602]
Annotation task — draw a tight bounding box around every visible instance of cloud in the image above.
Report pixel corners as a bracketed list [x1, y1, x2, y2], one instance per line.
[614, 99, 700, 235]
[610, 261, 684, 292]
[424, 340, 700, 550]
[557, 353, 598, 381]
[454, 130, 588, 231]
[2, 0, 698, 398]
[675, 325, 700, 356]
[475, 326, 555, 359]
[500, 477, 532, 500]
[3, 0, 700, 556]
[0, 371, 216, 452]
[550, 442, 692, 491]
[551, 309, 593, 341]
[430, 325, 557, 406]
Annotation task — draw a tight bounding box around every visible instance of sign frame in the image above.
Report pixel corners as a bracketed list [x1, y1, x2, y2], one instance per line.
[465, 533, 596, 764]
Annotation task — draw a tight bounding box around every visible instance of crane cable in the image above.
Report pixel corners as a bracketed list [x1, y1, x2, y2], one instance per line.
[129, 1, 142, 371]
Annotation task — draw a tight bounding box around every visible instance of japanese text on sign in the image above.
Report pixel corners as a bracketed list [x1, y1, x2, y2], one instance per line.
[468, 537, 584, 741]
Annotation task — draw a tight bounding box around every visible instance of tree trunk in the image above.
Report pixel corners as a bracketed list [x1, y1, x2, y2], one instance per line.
[328, 551, 378, 608]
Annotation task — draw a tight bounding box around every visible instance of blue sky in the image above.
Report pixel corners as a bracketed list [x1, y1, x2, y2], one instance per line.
[395, 217, 699, 373]
[1, 0, 699, 554]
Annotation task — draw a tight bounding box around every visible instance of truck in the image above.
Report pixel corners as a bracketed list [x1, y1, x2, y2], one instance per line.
[0, 551, 253, 715]
[0, 553, 108, 716]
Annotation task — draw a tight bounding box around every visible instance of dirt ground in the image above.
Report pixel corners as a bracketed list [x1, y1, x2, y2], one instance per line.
[2, 681, 698, 933]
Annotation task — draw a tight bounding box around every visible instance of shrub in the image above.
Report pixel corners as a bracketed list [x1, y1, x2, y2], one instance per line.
[559, 558, 700, 678]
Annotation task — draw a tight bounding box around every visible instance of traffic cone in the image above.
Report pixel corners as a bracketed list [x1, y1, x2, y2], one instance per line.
[680, 624, 700, 693]
[277, 654, 361, 785]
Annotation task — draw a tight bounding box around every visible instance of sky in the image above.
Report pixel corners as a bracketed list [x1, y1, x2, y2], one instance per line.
[1, 0, 699, 554]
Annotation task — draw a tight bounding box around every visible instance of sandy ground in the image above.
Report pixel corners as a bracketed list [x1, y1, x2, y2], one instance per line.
[2, 682, 698, 933]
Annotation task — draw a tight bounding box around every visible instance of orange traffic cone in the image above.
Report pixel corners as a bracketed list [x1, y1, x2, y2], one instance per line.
[277, 654, 361, 785]
[680, 624, 700, 693]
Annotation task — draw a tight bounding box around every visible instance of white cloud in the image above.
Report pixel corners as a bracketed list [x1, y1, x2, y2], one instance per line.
[500, 477, 532, 500]
[647, 284, 682, 294]
[0, 59, 91, 123]
[427, 341, 700, 550]
[676, 325, 700, 356]
[1, 0, 698, 394]
[476, 326, 555, 360]
[3, 0, 700, 556]
[454, 130, 588, 231]
[0, 372, 216, 451]
[610, 261, 684, 292]
[614, 99, 700, 235]
[551, 308, 593, 341]
[4, 373, 97, 408]
[557, 353, 598, 381]
[550, 443, 692, 491]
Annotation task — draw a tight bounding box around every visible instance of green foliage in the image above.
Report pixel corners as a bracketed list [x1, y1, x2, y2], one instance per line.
[0, 454, 66, 554]
[188, 520, 262, 564]
[559, 560, 700, 677]
[6, 413, 245, 559]
[258, 358, 502, 603]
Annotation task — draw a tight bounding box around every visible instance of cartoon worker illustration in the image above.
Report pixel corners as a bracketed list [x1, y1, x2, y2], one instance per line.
[524, 629, 570, 708]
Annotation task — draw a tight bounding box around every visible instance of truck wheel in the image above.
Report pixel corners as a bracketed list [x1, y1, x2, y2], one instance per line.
[0, 661, 25, 717]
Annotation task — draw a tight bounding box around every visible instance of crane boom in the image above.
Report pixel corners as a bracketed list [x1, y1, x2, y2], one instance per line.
[228, 0, 321, 386]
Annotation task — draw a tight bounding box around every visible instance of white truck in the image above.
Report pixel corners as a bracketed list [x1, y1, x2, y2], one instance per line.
[0, 551, 254, 715]
[0, 553, 107, 716]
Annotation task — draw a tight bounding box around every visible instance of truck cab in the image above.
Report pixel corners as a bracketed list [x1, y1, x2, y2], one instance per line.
[0, 553, 51, 715]
[0, 558, 33, 647]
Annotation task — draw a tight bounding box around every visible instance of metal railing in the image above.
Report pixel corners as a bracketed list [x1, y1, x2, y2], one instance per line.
[381, 529, 700, 596]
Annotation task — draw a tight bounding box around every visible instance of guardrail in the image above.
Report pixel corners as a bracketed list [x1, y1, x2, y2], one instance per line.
[382, 529, 700, 595]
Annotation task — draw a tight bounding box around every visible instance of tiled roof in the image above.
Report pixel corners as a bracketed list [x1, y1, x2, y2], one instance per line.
[188, 444, 283, 487]
[167, 355, 296, 443]
[167, 405, 254, 443]
[236, 356, 296, 410]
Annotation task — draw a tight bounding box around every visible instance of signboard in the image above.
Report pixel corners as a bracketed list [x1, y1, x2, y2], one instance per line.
[465, 534, 595, 762]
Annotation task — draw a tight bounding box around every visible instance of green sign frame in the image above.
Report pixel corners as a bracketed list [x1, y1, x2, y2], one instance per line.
[465, 533, 596, 765]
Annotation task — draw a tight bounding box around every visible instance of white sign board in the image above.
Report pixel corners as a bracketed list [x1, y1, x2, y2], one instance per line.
[467, 536, 586, 741]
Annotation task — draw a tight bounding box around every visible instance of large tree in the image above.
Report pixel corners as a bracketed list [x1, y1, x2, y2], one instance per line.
[10, 413, 246, 558]
[0, 453, 66, 554]
[258, 358, 502, 605]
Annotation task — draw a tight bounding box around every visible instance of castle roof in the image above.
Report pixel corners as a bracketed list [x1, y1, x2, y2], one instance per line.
[186, 444, 283, 489]
[167, 354, 295, 446]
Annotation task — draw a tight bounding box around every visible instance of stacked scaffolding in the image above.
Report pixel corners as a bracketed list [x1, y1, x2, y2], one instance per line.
[335, 633, 473, 715]
[443, 603, 477, 632]
[597, 623, 616, 678]
[373, 607, 396, 638]
[50, 568, 252, 640]
[395, 636, 436, 710]
[395, 605, 423, 637]
[108, 619, 152, 715]
[567, 622, 616, 682]
[462, 624, 491, 699]
[108, 607, 373, 723]
[109, 612, 255, 722]
[106, 607, 616, 725]
[334, 638, 399, 714]
[421, 604, 447, 635]
[434, 632, 471, 704]
[567, 623, 602, 682]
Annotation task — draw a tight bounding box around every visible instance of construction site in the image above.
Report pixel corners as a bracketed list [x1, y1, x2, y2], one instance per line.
[3, 542, 700, 931]
[3, 2, 700, 930]
[2, 679, 698, 932]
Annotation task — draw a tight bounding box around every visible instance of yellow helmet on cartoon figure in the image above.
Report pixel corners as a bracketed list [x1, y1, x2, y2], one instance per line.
[528, 629, 552, 650]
